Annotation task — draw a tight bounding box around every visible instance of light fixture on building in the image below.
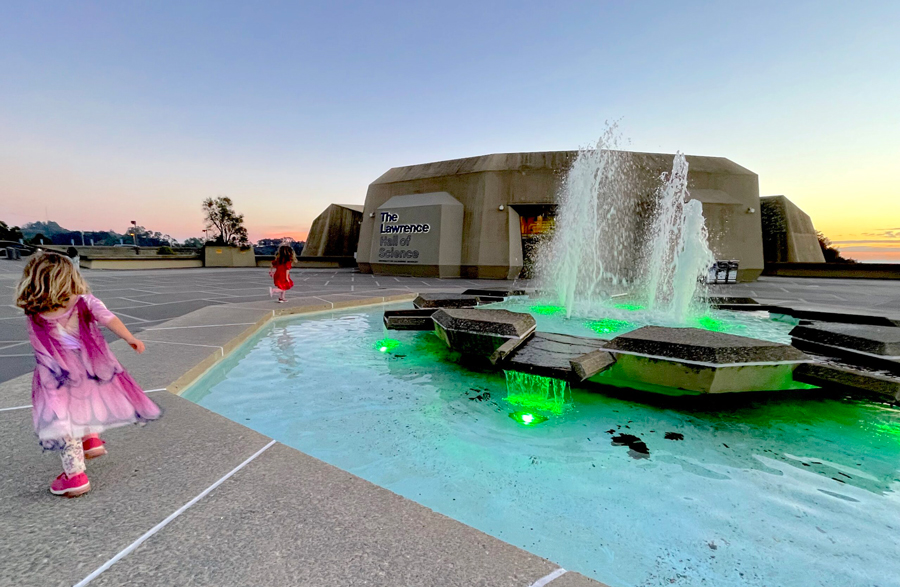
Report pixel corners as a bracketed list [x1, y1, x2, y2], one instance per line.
[746, 207, 756, 214]
[498, 205, 505, 211]
[369, 212, 375, 218]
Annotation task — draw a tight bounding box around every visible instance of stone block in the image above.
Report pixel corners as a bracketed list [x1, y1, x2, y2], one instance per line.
[432, 309, 535, 356]
[605, 326, 808, 364]
[383, 309, 438, 331]
[790, 338, 900, 376]
[414, 293, 481, 309]
[790, 323, 900, 356]
[462, 288, 530, 298]
[768, 305, 900, 327]
[571, 349, 617, 382]
[506, 332, 608, 380]
[488, 334, 533, 365]
[596, 326, 809, 394]
[707, 297, 759, 307]
[794, 363, 900, 399]
[596, 354, 805, 395]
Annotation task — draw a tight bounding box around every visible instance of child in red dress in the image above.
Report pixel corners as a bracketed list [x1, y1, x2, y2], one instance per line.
[269, 244, 295, 303]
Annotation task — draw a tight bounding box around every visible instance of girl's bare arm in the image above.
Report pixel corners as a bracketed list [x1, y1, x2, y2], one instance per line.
[105, 317, 145, 353]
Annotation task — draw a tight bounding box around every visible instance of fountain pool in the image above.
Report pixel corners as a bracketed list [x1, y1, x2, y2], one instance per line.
[481, 296, 799, 345]
[183, 304, 900, 587]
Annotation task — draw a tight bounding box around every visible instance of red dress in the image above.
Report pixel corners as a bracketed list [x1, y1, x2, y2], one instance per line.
[272, 261, 293, 291]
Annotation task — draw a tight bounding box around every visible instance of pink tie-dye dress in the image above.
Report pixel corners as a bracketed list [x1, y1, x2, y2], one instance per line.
[27, 294, 161, 450]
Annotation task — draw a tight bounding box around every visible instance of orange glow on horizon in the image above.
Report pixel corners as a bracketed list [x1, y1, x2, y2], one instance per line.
[255, 230, 309, 243]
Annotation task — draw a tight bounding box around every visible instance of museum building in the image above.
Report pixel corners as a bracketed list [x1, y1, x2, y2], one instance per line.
[354, 150, 766, 281]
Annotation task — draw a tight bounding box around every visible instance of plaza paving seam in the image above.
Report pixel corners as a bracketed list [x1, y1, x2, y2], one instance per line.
[530, 568, 568, 586]
[72, 439, 279, 587]
[43, 292, 591, 586]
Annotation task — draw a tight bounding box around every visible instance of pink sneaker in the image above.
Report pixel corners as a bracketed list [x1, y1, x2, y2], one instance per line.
[83, 436, 107, 459]
[50, 472, 91, 497]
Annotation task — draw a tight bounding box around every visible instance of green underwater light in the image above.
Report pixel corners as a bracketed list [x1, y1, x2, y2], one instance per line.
[585, 318, 633, 335]
[509, 411, 548, 426]
[693, 315, 746, 334]
[612, 302, 645, 311]
[374, 338, 401, 353]
[504, 371, 572, 415]
[529, 304, 566, 316]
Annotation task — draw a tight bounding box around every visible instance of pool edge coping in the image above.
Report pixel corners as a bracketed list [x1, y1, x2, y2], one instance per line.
[166, 292, 418, 396]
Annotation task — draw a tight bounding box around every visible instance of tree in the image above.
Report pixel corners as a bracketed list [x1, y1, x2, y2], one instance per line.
[29, 233, 49, 245]
[0, 221, 24, 242]
[123, 225, 175, 247]
[202, 197, 249, 247]
[182, 237, 204, 248]
[817, 231, 857, 264]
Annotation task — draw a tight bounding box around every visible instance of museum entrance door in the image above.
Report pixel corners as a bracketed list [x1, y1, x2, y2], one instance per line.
[512, 204, 556, 278]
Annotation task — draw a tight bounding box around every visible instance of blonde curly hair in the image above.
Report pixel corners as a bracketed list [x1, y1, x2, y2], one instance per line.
[15, 252, 89, 315]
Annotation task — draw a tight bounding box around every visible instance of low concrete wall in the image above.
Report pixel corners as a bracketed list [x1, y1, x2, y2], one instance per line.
[256, 255, 357, 269]
[63, 246, 200, 259]
[763, 263, 900, 279]
[204, 246, 256, 267]
[81, 257, 203, 270]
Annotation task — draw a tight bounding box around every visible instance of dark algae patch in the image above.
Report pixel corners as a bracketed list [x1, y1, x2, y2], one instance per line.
[611, 433, 650, 459]
[664, 432, 684, 441]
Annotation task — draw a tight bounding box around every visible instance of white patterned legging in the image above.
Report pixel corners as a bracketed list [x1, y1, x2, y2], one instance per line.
[61, 437, 86, 476]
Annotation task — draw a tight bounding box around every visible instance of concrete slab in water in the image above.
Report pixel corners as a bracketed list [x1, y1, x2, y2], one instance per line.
[768, 304, 900, 327]
[790, 338, 900, 376]
[462, 288, 530, 297]
[383, 308, 438, 330]
[790, 322, 900, 356]
[605, 326, 808, 364]
[571, 349, 617, 382]
[708, 296, 759, 306]
[432, 308, 535, 356]
[506, 332, 610, 380]
[592, 354, 806, 395]
[597, 326, 809, 395]
[794, 362, 900, 399]
[414, 293, 482, 309]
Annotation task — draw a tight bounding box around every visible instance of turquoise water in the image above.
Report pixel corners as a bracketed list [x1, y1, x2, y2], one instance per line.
[483, 297, 799, 344]
[184, 305, 900, 587]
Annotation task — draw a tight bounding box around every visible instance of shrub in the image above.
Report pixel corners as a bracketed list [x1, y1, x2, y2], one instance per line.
[157, 246, 175, 255]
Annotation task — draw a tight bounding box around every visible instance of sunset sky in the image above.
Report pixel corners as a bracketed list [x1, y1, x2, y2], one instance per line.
[1, 2, 898, 261]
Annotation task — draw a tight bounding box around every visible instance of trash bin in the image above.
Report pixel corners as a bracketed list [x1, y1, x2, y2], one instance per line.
[715, 261, 729, 283]
[727, 260, 739, 283]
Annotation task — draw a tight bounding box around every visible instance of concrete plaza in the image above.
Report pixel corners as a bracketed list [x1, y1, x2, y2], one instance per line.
[1, 261, 898, 586]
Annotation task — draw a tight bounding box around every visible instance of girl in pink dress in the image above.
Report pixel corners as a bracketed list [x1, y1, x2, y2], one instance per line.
[15, 252, 161, 497]
[268, 244, 295, 303]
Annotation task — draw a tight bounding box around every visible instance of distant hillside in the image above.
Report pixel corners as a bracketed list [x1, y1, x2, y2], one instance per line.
[22, 221, 70, 238]
[18, 220, 176, 247]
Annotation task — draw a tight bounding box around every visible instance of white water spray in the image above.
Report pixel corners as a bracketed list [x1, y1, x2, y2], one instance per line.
[537, 130, 714, 322]
[536, 128, 641, 317]
[643, 153, 715, 320]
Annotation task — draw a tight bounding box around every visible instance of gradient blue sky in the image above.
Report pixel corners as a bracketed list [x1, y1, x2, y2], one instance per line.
[1, 1, 898, 259]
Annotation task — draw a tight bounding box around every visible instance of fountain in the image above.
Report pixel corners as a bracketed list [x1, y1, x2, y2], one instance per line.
[380, 131, 898, 410]
[536, 128, 714, 322]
